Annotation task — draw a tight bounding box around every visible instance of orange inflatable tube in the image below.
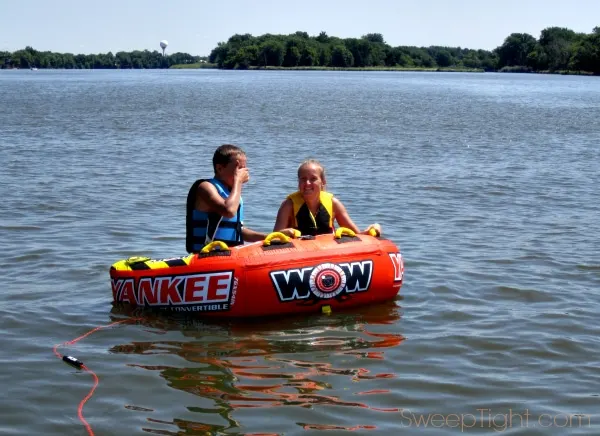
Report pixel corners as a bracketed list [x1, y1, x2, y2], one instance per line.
[109, 229, 404, 318]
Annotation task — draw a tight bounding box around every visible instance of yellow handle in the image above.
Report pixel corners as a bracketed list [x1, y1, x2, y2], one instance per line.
[126, 256, 151, 264]
[112, 256, 151, 271]
[263, 231, 291, 246]
[335, 227, 356, 238]
[200, 241, 230, 253]
[368, 227, 380, 237]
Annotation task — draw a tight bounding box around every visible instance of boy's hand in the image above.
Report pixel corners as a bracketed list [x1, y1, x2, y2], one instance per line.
[234, 165, 250, 184]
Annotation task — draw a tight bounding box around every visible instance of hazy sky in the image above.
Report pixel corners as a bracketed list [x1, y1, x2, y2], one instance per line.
[1, 0, 598, 56]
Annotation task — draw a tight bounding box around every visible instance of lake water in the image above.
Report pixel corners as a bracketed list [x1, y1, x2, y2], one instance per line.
[1, 69, 599, 435]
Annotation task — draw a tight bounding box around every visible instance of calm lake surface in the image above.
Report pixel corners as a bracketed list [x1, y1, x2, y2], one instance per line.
[1, 69, 599, 435]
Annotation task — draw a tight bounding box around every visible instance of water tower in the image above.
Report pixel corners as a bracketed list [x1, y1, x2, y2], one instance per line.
[160, 40, 168, 56]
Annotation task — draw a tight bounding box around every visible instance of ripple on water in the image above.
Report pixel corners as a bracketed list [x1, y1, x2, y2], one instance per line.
[495, 285, 559, 303]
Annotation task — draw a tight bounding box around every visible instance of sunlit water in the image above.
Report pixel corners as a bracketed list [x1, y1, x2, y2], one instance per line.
[1, 69, 599, 435]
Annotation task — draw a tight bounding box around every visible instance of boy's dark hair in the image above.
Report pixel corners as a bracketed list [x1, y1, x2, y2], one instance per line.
[212, 144, 245, 172]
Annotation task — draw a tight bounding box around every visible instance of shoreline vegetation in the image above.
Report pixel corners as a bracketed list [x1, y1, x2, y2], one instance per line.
[3, 26, 599, 75]
[172, 64, 596, 75]
[170, 63, 485, 72]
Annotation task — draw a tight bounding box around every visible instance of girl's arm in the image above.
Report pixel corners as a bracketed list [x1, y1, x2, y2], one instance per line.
[333, 197, 381, 235]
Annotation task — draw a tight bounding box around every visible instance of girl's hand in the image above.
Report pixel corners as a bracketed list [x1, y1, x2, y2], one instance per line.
[364, 223, 381, 236]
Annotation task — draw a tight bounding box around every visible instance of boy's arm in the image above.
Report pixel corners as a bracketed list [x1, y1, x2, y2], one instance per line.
[196, 179, 243, 218]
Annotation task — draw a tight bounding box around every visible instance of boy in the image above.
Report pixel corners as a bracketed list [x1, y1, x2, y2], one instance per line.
[186, 144, 270, 252]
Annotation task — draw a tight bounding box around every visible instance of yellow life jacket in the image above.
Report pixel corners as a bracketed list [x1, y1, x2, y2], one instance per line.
[287, 191, 334, 235]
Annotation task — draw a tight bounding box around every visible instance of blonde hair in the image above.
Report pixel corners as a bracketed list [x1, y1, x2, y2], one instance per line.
[297, 159, 326, 186]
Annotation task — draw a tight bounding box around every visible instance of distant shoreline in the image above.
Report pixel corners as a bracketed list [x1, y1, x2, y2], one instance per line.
[5, 25, 599, 76]
[4, 64, 596, 76]
[169, 64, 597, 75]
[169, 63, 484, 72]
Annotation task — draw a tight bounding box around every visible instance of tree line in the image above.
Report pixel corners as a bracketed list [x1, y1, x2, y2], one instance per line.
[208, 31, 496, 70]
[0, 47, 203, 69]
[495, 27, 600, 73]
[210, 27, 600, 73]
[2, 26, 599, 73]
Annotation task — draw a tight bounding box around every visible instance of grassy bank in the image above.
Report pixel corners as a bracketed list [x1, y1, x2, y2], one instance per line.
[498, 65, 597, 75]
[170, 62, 218, 69]
[537, 69, 596, 76]
[250, 66, 484, 72]
[168, 64, 597, 75]
[169, 64, 484, 72]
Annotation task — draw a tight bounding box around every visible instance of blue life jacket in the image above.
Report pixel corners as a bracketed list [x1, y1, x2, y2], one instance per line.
[186, 178, 244, 253]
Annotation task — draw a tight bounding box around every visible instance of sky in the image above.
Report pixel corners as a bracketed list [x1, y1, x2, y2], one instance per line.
[1, 0, 599, 56]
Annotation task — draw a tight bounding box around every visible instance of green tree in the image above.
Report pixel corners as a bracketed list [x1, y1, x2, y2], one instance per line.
[258, 40, 284, 66]
[209, 42, 230, 68]
[524, 44, 547, 70]
[283, 45, 301, 67]
[370, 43, 387, 66]
[362, 33, 385, 44]
[115, 52, 132, 69]
[316, 31, 330, 43]
[318, 46, 332, 66]
[434, 49, 453, 67]
[12, 48, 34, 68]
[462, 51, 481, 68]
[231, 46, 257, 69]
[538, 27, 580, 71]
[227, 33, 254, 48]
[569, 30, 600, 73]
[344, 38, 373, 67]
[477, 49, 498, 71]
[300, 45, 318, 66]
[495, 33, 537, 67]
[62, 53, 76, 69]
[331, 45, 353, 67]
[0, 51, 9, 68]
[400, 47, 435, 67]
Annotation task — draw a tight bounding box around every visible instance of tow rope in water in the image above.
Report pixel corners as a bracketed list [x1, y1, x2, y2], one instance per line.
[53, 318, 140, 436]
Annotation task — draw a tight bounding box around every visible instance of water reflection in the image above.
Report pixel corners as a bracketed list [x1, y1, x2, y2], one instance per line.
[109, 302, 404, 433]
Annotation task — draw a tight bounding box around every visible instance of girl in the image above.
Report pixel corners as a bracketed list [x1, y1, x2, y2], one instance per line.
[274, 159, 381, 236]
